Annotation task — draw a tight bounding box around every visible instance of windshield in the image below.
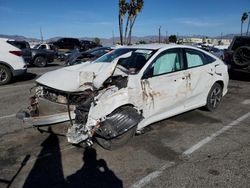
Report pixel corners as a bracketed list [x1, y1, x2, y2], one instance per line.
[117, 49, 155, 74]
[94, 47, 155, 74]
[94, 48, 135, 63]
[33, 44, 40, 49]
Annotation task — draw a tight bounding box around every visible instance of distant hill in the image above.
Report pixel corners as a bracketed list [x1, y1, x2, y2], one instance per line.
[0, 34, 40, 42]
[0, 33, 241, 45]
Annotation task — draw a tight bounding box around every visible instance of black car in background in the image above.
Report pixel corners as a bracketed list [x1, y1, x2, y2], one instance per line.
[80, 40, 102, 51]
[51, 38, 81, 50]
[65, 47, 112, 66]
[224, 36, 250, 72]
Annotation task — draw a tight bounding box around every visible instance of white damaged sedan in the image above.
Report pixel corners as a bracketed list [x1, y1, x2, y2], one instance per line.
[17, 44, 229, 150]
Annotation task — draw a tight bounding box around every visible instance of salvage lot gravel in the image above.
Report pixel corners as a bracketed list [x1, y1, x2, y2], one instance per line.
[0, 63, 249, 188]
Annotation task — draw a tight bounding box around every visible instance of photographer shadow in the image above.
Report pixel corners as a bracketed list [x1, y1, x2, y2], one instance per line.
[23, 127, 65, 188]
[66, 148, 123, 188]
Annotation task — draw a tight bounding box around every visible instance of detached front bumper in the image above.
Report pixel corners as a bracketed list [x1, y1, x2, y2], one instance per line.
[17, 97, 75, 126]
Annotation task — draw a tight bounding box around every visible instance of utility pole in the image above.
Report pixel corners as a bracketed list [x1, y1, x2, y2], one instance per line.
[40, 27, 43, 43]
[158, 26, 161, 43]
[220, 32, 223, 45]
[112, 30, 115, 45]
[165, 30, 168, 43]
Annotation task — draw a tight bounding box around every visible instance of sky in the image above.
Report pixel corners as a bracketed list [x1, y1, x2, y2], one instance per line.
[0, 0, 250, 39]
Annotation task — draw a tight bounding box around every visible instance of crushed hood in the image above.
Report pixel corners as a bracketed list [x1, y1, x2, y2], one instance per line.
[36, 62, 117, 92]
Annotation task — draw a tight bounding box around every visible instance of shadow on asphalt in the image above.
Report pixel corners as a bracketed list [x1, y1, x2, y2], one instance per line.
[23, 127, 123, 188]
[27, 63, 62, 68]
[66, 148, 123, 188]
[0, 155, 30, 188]
[229, 69, 250, 82]
[12, 72, 37, 83]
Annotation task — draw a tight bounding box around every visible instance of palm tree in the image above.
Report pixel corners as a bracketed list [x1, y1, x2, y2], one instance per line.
[241, 12, 248, 36]
[118, 0, 144, 45]
[246, 12, 250, 35]
[127, 0, 144, 44]
[119, 0, 128, 45]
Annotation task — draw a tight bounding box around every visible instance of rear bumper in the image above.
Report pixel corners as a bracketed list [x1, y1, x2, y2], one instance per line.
[12, 68, 27, 76]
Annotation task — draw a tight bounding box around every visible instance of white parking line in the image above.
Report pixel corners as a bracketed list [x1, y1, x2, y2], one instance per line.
[130, 112, 250, 188]
[183, 112, 250, 155]
[0, 83, 34, 90]
[0, 114, 16, 120]
[242, 99, 250, 105]
[130, 162, 175, 188]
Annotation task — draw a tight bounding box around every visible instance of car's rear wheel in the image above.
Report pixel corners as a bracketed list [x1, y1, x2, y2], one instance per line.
[233, 46, 250, 68]
[205, 83, 223, 111]
[34, 56, 47, 67]
[0, 65, 12, 85]
[95, 126, 136, 150]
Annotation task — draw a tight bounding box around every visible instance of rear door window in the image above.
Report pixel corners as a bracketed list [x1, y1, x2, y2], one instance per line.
[185, 49, 206, 68]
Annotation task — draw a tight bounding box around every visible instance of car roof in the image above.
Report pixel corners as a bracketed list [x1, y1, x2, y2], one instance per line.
[120, 43, 200, 50]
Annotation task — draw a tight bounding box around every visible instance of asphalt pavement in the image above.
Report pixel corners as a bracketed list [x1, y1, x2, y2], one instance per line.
[0, 63, 249, 188]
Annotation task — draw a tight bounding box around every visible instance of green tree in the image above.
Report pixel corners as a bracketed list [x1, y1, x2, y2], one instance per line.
[169, 35, 177, 43]
[241, 12, 248, 36]
[137, 40, 147, 44]
[94, 37, 101, 45]
[118, 0, 144, 45]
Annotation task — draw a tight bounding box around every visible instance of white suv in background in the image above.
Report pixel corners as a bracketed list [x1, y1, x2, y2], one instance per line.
[0, 38, 27, 85]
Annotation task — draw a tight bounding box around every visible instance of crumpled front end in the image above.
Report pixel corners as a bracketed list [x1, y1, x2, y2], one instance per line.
[66, 77, 143, 145]
[16, 85, 93, 126]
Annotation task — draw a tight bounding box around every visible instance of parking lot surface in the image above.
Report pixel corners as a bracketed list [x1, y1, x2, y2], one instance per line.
[0, 63, 249, 188]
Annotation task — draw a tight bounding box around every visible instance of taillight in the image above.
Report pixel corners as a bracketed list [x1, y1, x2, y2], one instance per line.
[9, 51, 22, 56]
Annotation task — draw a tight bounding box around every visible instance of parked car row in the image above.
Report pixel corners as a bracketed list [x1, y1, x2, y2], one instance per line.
[17, 43, 229, 150]
[0, 37, 109, 85]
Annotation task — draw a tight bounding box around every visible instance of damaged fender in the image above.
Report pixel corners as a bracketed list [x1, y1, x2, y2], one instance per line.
[89, 87, 137, 120]
[95, 106, 143, 139]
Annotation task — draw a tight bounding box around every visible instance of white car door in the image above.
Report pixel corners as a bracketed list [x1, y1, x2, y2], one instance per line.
[183, 48, 214, 109]
[141, 48, 187, 123]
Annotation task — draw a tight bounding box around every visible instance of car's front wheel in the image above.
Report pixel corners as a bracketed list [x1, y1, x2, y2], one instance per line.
[34, 56, 47, 67]
[95, 126, 136, 150]
[0, 65, 12, 85]
[205, 83, 223, 111]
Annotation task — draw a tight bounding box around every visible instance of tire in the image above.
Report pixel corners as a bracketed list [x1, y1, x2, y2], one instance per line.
[0, 65, 12, 85]
[205, 83, 223, 111]
[233, 46, 250, 68]
[95, 126, 136, 150]
[33, 56, 47, 67]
